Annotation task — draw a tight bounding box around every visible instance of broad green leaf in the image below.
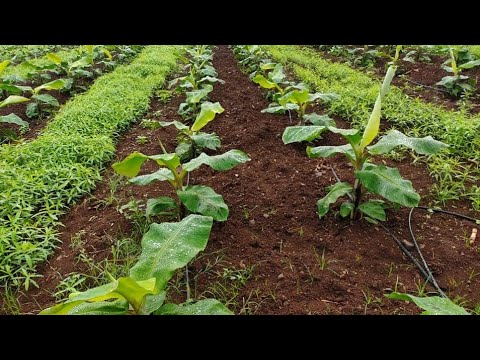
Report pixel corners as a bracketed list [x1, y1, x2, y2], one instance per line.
[178, 185, 229, 221]
[47, 53, 62, 65]
[130, 168, 174, 185]
[458, 59, 480, 70]
[260, 62, 276, 71]
[360, 65, 396, 150]
[159, 120, 189, 131]
[0, 60, 10, 75]
[270, 63, 286, 83]
[130, 214, 213, 291]
[368, 130, 448, 155]
[0, 83, 32, 95]
[191, 101, 224, 132]
[253, 74, 277, 89]
[148, 153, 181, 173]
[198, 76, 224, 85]
[0, 95, 30, 108]
[356, 164, 420, 207]
[358, 201, 386, 221]
[39, 299, 129, 315]
[304, 113, 336, 127]
[261, 103, 299, 113]
[183, 150, 250, 172]
[175, 142, 193, 162]
[26, 103, 38, 118]
[200, 65, 217, 77]
[316, 182, 353, 218]
[307, 144, 356, 162]
[69, 54, 94, 69]
[279, 89, 309, 106]
[191, 132, 221, 150]
[32, 94, 59, 107]
[113, 152, 149, 177]
[328, 126, 362, 146]
[103, 48, 113, 60]
[339, 202, 354, 218]
[156, 299, 233, 315]
[307, 92, 339, 103]
[146, 197, 178, 217]
[33, 79, 67, 94]
[0, 114, 29, 128]
[386, 293, 470, 315]
[114, 277, 157, 313]
[85, 45, 94, 54]
[185, 85, 213, 104]
[138, 291, 166, 315]
[282, 126, 326, 144]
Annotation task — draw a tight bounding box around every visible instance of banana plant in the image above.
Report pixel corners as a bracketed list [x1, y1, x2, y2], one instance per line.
[286, 61, 448, 222]
[40, 214, 233, 315]
[437, 47, 480, 97]
[0, 95, 29, 128]
[161, 101, 224, 161]
[251, 61, 338, 120]
[277, 89, 339, 125]
[24, 79, 68, 119]
[169, 46, 224, 92]
[0, 60, 35, 97]
[177, 84, 214, 120]
[112, 149, 250, 221]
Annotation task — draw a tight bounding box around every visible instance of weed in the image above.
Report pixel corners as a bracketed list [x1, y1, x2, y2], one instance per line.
[136, 135, 148, 145]
[314, 247, 329, 271]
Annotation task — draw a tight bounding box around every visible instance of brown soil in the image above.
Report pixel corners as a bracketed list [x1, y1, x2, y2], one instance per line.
[13, 46, 480, 315]
[318, 48, 480, 114]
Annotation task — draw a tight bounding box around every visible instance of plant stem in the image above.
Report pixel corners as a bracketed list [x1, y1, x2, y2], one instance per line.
[159, 139, 167, 154]
[352, 179, 362, 219]
[298, 104, 305, 125]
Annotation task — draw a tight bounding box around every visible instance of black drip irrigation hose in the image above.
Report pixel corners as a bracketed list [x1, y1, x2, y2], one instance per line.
[329, 167, 480, 298]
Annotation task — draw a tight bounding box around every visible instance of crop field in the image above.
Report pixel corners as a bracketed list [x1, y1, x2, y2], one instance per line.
[0, 45, 479, 315]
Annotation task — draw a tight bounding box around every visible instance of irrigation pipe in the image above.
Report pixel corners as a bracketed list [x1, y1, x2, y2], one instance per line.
[328, 166, 450, 296]
[408, 208, 446, 297]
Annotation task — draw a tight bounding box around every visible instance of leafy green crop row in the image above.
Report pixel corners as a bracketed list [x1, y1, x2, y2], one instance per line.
[0, 45, 74, 64]
[263, 46, 480, 210]
[0, 46, 182, 289]
[3, 47, 87, 78]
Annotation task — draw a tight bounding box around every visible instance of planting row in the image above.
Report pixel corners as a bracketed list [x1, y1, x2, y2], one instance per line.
[262, 46, 480, 211]
[41, 46, 250, 315]
[233, 45, 471, 315]
[1, 46, 142, 142]
[0, 46, 180, 290]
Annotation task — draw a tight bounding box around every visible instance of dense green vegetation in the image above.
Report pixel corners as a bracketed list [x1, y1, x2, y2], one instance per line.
[0, 46, 181, 290]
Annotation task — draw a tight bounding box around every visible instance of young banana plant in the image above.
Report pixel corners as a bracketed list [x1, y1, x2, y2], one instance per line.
[0, 95, 30, 128]
[40, 214, 233, 315]
[177, 84, 214, 120]
[161, 101, 224, 161]
[169, 46, 224, 92]
[25, 79, 69, 119]
[283, 47, 448, 222]
[252, 62, 338, 121]
[0, 60, 36, 97]
[436, 47, 480, 97]
[112, 149, 250, 222]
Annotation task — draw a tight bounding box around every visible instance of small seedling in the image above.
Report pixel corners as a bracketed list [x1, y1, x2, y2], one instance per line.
[136, 135, 148, 145]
